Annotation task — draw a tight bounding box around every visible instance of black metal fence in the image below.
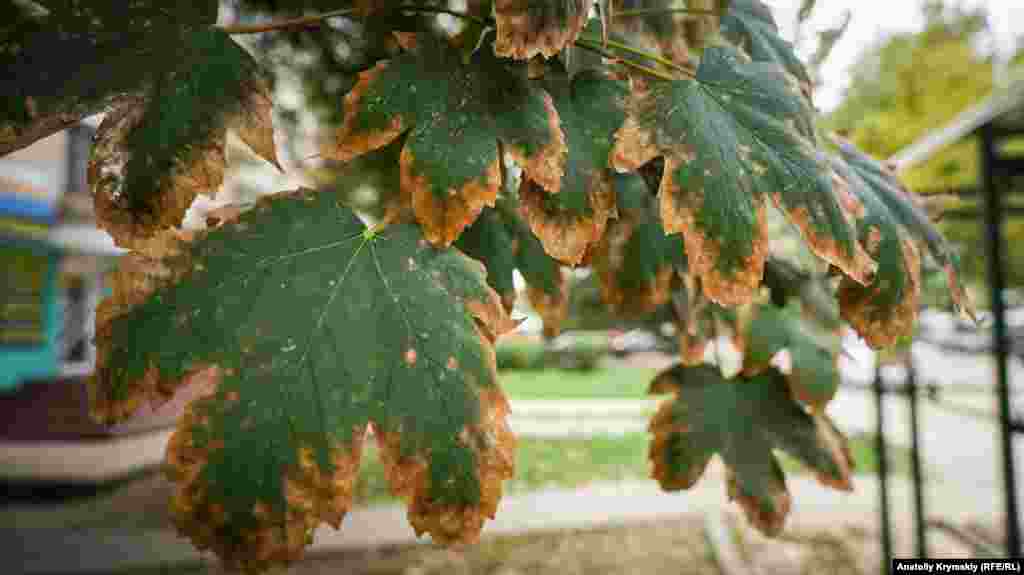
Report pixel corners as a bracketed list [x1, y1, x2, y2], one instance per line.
[871, 121, 1024, 571]
[871, 344, 1023, 572]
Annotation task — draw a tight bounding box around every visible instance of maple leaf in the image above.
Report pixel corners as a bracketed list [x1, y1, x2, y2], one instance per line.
[720, 0, 813, 98]
[611, 45, 874, 306]
[648, 364, 853, 536]
[493, 0, 591, 60]
[741, 303, 840, 410]
[592, 173, 685, 314]
[0, 2, 219, 157]
[519, 66, 628, 264]
[88, 29, 280, 249]
[831, 137, 975, 348]
[88, 188, 518, 571]
[456, 202, 562, 312]
[322, 34, 566, 246]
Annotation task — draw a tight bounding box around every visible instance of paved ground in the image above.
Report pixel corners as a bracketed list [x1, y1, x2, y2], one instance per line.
[4, 469, 999, 574]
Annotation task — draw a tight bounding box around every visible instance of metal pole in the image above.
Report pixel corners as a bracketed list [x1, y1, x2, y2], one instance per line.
[906, 353, 928, 557]
[980, 123, 1021, 557]
[875, 362, 893, 573]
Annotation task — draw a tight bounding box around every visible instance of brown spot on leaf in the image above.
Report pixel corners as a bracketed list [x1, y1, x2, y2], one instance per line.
[838, 238, 920, 349]
[401, 147, 499, 246]
[493, 0, 589, 60]
[392, 31, 419, 52]
[518, 175, 616, 265]
[404, 348, 418, 366]
[662, 159, 768, 306]
[831, 171, 865, 220]
[503, 91, 566, 195]
[609, 115, 661, 173]
[447, 356, 459, 370]
[321, 61, 406, 164]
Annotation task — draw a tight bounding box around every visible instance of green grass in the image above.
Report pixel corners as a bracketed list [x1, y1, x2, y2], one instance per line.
[499, 366, 656, 399]
[352, 432, 902, 505]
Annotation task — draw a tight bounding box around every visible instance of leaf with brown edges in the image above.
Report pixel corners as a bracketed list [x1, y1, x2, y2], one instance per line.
[87, 29, 279, 249]
[518, 66, 628, 264]
[494, 0, 591, 60]
[611, 45, 873, 305]
[648, 364, 853, 536]
[592, 173, 685, 314]
[833, 137, 975, 345]
[89, 188, 518, 573]
[323, 35, 566, 246]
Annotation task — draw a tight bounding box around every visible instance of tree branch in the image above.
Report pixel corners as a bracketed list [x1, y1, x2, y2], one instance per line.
[577, 34, 694, 78]
[573, 39, 686, 81]
[616, 8, 721, 18]
[217, 5, 488, 35]
[217, 8, 357, 34]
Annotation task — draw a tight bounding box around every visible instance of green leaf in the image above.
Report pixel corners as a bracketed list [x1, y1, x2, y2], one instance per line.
[88, 29, 279, 248]
[456, 208, 519, 310]
[648, 364, 853, 536]
[720, 0, 812, 95]
[834, 136, 974, 323]
[456, 198, 563, 312]
[89, 188, 518, 570]
[742, 303, 840, 409]
[322, 34, 566, 246]
[612, 45, 873, 306]
[829, 153, 922, 349]
[0, 2, 219, 157]
[493, 0, 591, 59]
[593, 173, 685, 314]
[519, 66, 628, 264]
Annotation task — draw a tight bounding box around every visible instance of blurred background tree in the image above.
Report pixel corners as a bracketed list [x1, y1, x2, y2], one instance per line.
[826, 0, 1024, 297]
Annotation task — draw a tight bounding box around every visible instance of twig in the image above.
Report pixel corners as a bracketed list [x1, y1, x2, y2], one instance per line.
[218, 8, 356, 34]
[218, 5, 487, 35]
[617, 8, 721, 18]
[577, 34, 694, 77]
[572, 40, 677, 82]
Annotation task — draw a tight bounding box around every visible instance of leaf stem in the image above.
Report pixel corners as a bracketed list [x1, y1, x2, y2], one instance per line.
[577, 34, 694, 78]
[572, 40, 679, 82]
[218, 8, 357, 34]
[395, 5, 489, 27]
[616, 8, 721, 17]
[218, 5, 487, 35]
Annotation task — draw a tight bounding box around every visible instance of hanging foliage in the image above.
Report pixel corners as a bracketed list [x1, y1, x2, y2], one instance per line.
[0, 0, 974, 571]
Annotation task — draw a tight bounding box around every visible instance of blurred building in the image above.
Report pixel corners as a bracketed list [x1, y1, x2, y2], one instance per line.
[0, 123, 130, 440]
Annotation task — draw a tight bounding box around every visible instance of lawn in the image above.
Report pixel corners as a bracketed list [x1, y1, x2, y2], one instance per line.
[499, 365, 657, 399]
[0, 433, 900, 532]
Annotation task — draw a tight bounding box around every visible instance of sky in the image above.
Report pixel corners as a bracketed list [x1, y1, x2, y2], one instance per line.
[765, 0, 1024, 113]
